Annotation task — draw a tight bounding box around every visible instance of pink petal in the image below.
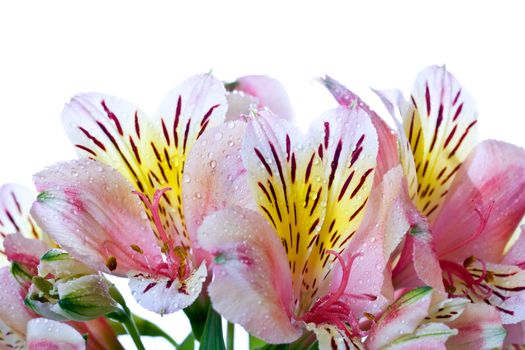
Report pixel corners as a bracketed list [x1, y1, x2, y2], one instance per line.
[4, 233, 48, 269]
[183, 120, 256, 244]
[154, 73, 227, 145]
[128, 262, 207, 315]
[373, 88, 419, 200]
[504, 225, 525, 266]
[504, 321, 525, 348]
[432, 140, 525, 262]
[319, 75, 399, 182]
[31, 159, 163, 276]
[335, 166, 413, 316]
[198, 206, 301, 344]
[392, 231, 446, 297]
[366, 287, 433, 349]
[0, 267, 33, 339]
[446, 303, 506, 350]
[27, 318, 85, 350]
[227, 75, 294, 120]
[70, 318, 123, 350]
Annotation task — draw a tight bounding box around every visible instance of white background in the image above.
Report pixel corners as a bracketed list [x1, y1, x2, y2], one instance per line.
[1, 1, 524, 349]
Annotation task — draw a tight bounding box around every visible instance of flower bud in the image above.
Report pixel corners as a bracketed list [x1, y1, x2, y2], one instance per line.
[26, 249, 120, 321]
[55, 275, 120, 321]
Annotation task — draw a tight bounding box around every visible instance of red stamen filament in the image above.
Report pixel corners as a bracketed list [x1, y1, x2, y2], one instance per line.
[440, 257, 492, 299]
[134, 188, 190, 280]
[300, 251, 376, 339]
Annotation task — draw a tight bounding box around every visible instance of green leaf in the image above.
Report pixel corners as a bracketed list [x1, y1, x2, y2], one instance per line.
[132, 314, 178, 346]
[256, 345, 289, 350]
[184, 296, 210, 341]
[250, 335, 267, 349]
[199, 305, 225, 350]
[289, 332, 316, 350]
[108, 319, 126, 335]
[108, 314, 178, 347]
[180, 334, 195, 350]
[305, 341, 318, 350]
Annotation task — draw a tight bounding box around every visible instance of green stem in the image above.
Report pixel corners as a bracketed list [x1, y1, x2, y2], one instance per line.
[226, 322, 235, 350]
[107, 285, 147, 350]
[122, 313, 147, 350]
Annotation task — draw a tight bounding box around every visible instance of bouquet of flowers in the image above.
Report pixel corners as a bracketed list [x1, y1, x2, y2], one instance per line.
[1, 66, 523, 350]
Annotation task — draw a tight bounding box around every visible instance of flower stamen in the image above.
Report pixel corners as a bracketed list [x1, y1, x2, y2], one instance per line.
[301, 251, 375, 339]
[134, 188, 192, 280]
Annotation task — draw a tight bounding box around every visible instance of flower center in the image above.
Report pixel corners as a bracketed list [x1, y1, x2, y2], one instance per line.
[440, 256, 525, 316]
[134, 188, 192, 280]
[300, 251, 376, 339]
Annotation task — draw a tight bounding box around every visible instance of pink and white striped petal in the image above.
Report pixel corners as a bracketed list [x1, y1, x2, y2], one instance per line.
[27, 318, 85, 350]
[4, 233, 48, 269]
[366, 287, 435, 349]
[432, 140, 525, 262]
[128, 262, 207, 315]
[0, 267, 33, 349]
[198, 206, 301, 344]
[445, 304, 506, 350]
[31, 159, 163, 277]
[227, 75, 294, 121]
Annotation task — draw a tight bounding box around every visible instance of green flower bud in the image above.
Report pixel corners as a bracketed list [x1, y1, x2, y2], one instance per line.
[26, 249, 121, 322]
[55, 275, 120, 321]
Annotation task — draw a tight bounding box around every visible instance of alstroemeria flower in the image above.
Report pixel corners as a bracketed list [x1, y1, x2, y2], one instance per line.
[31, 73, 292, 315]
[374, 66, 525, 325]
[321, 73, 518, 349]
[0, 184, 123, 350]
[197, 102, 423, 347]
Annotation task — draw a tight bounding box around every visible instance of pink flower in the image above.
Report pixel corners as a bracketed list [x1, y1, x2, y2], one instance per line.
[375, 66, 525, 323]
[30, 73, 293, 315]
[321, 71, 517, 348]
[0, 184, 122, 350]
[197, 96, 423, 347]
